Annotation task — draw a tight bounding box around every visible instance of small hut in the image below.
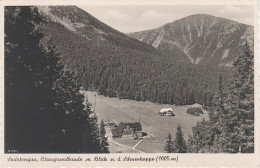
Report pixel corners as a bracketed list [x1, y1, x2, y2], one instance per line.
[158, 108, 174, 116]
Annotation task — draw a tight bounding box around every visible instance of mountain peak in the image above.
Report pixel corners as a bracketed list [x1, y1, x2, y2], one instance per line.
[128, 14, 253, 66]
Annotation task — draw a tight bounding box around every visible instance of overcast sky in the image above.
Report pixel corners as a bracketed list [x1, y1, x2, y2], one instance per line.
[79, 5, 254, 33]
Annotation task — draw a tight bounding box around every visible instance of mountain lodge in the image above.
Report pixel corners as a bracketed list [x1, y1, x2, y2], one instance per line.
[108, 122, 142, 139]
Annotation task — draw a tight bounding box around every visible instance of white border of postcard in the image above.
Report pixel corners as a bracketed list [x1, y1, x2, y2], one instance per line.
[1, 0, 259, 167]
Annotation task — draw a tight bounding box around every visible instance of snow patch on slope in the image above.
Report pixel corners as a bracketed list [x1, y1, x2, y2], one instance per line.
[164, 40, 184, 49]
[187, 24, 192, 42]
[92, 26, 107, 35]
[199, 17, 205, 37]
[184, 46, 195, 63]
[74, 22, 85, 29]
[224, 25, 239, 34]
[181, 24, 188, 45]
[221, 49, 229, 59]
[152, 29, 165, 48]
[195, 57, 202, 64]
[192, 20, 201, 37]
[217, 41, 223, 49]
[241, 27, 254, 47]
[219, 60, 233, 68]
[138, 36, 145, 41]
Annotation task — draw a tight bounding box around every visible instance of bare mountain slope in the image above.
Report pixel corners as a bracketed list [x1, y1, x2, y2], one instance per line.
[128, 14, 253, 67]
[38, 6, 157, 54]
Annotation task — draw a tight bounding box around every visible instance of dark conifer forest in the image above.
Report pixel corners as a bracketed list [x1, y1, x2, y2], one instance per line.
[187, 43, 254, 153]
[5, 6, 109, 153]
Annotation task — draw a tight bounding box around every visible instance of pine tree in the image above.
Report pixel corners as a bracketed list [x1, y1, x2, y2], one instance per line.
[225, 42, 254, 153]
[56, 72, 101, 153]
[164, 133, 174, 153]
[40, 43, 67, 153]
[172, 125, 187, 153]
[187, 119, 214, 153]
[58, 72, 86, 152]
[208, 72, 228, 153]
[81, 99, 98, 153]
[88, 112, 101, 153]
[187, 135, 198, 153]
[4, 6, 61, 152]
[5, 6, 103, 153]
[208, 72, 226, 123]
[99, 119, 109, 153]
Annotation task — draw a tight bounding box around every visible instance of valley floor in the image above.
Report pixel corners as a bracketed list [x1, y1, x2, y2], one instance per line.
[86, 91, 208, 153]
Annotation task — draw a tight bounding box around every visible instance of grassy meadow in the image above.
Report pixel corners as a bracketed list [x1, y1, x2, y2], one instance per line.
[86, 91, 209, 153]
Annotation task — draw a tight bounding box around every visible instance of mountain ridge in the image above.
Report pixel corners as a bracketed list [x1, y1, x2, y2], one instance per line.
[127, 14, 253, 67]
[38, 6, 158, 54]
[127, 14, 252, 34]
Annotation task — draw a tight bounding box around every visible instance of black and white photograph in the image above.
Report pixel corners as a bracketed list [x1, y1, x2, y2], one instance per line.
[3, 1, 257, 157]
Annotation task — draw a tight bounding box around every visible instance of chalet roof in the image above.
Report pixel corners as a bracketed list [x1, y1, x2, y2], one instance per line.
[111, 129, 121, 137]
[159, 108, 173, 113]
[104, 122, 116, 126]
[125, 122, 142, 129]
[116, 122, 126, 134]
[116, 122, 142, 134]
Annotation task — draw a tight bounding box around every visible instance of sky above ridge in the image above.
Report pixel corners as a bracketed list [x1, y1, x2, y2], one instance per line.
[80, 5, 254, 33]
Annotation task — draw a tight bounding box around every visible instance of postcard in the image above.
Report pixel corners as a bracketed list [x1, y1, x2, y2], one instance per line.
[1, 0, 259, 167]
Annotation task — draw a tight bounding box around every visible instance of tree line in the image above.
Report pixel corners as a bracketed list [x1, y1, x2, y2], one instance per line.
[165, 43, 254, 153]
[5, 6, 109, 153]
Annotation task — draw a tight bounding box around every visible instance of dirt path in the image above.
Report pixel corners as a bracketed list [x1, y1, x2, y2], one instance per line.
[108, 139, 145, 153]
[132, 138, 145, 149]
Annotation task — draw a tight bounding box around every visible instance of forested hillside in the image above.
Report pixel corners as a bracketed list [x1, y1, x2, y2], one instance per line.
[38, 6, 231, 106]
[187, 43, 254, 153]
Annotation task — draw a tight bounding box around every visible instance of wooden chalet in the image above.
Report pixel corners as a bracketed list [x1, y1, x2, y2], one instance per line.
[110, 122, 142, 138]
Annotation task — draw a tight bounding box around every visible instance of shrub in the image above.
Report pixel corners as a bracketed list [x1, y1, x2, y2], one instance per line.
[187, 107, 204, 116]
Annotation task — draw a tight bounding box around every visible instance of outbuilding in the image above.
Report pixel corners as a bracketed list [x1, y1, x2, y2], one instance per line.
[158, 108, 175, 116]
